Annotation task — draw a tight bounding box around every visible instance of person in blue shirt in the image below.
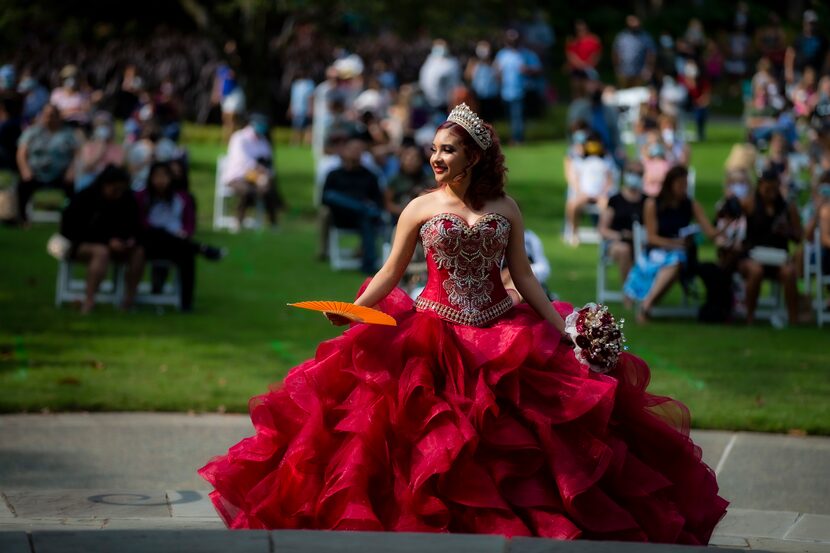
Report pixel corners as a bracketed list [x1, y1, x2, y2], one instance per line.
[495, 30, 526, 144]
[288, 70, 315, 146]
[17, 73, 50, 127]
[466, 41, 501, 123]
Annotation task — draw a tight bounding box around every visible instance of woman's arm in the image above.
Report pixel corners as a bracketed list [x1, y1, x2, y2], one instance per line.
[598, 205, 621, 241]
[644, 198, 684, 249]
[353, 198, 422, 308]
[503, 198, 566, 334]
[692, 199, 719, 240]
[564, 156, 577, 192]
[16, 143, 32, 181]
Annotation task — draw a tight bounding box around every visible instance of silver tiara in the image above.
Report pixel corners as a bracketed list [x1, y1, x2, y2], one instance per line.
[447, 103, 492, 150]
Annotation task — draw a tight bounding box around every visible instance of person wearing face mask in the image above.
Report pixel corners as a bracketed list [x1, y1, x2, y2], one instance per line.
[49, 65, 92, 127]
[566, 136, 614, 245]
[15, 103, 78, 225]
[221, 112, 282, 230]
[73, 112, 125, 192]
[18, 72, 50, 126]
[599, 161, 646, 288]
[641, 134, 672, 197]
[419, 39, 462, 118]
[658, 114, 690, 166]
[656, 31, 677, 78]
[465, 41, 500, 123]
[723, 168, 752, 201]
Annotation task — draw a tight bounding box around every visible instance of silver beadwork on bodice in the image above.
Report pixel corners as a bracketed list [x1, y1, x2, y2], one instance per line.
[418, 212, 512, 320]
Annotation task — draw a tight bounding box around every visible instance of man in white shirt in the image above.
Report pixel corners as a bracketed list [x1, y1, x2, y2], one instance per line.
[419, 40, 461, 116]
[222, 113, 281, 229]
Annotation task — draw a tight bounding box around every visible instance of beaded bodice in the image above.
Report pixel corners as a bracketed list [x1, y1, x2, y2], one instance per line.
[416, 212, 513, 327]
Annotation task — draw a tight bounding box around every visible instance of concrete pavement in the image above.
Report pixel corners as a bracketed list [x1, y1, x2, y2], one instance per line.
[1, 413, 829, 552]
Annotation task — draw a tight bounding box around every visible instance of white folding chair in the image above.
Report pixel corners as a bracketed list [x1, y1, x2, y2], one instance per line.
[562, 198, 602, 245]
[328, 227, 363, 271]
[212, 155, 263, 231]
[55, 260, 123, 307]
[632, 222, 699, 318]
[27, 187, 64, 223]
[607, 87, 650, 145]
[212, 155, 235, 231]
[134, 260, 182, 311]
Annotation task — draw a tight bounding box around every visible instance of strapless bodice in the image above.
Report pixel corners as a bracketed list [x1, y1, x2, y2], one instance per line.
[415, 212, 513, 327]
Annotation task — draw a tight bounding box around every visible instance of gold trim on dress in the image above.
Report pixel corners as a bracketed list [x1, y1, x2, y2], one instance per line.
[415, 295, 514, 327]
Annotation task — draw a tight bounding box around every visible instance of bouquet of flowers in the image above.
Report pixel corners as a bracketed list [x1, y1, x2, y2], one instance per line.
[564, 303, 626, 373]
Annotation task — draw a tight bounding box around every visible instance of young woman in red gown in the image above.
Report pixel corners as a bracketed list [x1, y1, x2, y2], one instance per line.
[199, 104, 728, 543]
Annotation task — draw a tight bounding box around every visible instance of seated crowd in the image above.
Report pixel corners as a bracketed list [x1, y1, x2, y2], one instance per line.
[0, 63, 225, 313]
[567, 11, 830, 326]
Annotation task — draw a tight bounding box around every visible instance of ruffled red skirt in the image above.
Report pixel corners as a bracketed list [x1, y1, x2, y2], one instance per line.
[199, 284, 728, 543]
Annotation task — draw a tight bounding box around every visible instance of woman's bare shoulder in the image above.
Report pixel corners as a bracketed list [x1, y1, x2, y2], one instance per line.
[400, 191, 442, 223]
[492, 195, 521, 216]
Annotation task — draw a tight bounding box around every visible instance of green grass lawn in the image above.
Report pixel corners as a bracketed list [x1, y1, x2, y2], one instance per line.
[1, 120, 829, 434]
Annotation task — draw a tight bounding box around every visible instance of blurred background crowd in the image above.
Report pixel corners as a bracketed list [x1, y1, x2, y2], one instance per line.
[0, 0, 828, 329]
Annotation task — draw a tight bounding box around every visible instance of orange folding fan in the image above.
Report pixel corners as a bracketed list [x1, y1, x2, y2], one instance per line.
[287, 301, 397, 326]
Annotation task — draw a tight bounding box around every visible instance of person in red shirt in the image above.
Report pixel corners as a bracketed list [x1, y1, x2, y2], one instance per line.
[565, 20, 602, 98]
[678, 60, 711, 141]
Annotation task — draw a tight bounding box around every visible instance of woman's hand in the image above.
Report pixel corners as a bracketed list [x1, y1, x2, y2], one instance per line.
[324, 313, 351, 326]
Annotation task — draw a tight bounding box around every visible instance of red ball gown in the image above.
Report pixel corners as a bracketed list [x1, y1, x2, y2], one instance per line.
[199, 212, 728, 543]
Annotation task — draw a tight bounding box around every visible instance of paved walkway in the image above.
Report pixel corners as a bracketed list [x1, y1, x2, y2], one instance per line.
[1, 413, 828, 552]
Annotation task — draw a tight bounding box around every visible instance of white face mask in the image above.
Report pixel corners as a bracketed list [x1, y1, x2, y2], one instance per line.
[729, 182, 750, 199]
[93, 126, 112, 141]
[623, 172, 643, 189]
[662, 129, 675, 145]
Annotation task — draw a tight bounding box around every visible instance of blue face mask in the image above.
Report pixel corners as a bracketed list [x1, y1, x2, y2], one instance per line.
[648, 143, 665, 158]
[572, 130, 587, 144]
[623, 172, 643, 189]
[253, 122, 269, 136]
[729, 182, 750, 199]
[819, 184, 830, 198]
[93, 126, 112, 141]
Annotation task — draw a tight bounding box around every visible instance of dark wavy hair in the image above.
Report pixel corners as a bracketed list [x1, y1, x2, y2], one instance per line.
[434, 120, 507, 210]
[656, 165, 689, 211]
